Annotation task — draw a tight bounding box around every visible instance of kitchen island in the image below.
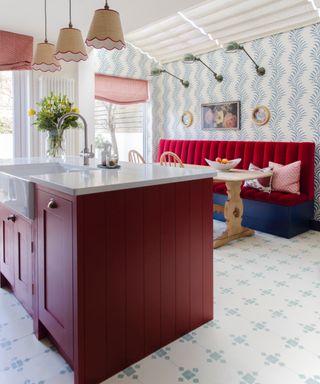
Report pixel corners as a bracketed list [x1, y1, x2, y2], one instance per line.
[0, 160, 216, 384]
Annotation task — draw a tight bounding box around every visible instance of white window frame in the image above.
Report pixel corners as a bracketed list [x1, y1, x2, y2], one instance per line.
[94, 100, 150, 161]
[13, 71, 31, 158]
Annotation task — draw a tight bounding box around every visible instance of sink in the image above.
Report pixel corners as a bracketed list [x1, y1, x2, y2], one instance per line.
[0, 162, 95, 219]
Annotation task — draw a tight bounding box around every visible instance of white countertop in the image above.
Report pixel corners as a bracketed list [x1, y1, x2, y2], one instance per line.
[30, 161, 217, 196]
[0, 157, 216, 218]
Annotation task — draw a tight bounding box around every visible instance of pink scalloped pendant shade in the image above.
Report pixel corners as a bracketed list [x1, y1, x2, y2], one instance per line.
[86, 9, 125, 50]
[54, 27, 88, 62]
[32, 42, 61, 72]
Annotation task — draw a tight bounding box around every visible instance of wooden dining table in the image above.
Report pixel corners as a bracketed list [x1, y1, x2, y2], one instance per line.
[184, 165, 273, 248]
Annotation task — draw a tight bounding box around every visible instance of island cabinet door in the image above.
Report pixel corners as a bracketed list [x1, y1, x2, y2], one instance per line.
[0, 205, 15, 286]
[36, 189, 73, 363]
[12, 216, 33, 315]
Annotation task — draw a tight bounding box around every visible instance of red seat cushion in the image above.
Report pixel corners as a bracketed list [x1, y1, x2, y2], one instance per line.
[212, 183, 309, 207]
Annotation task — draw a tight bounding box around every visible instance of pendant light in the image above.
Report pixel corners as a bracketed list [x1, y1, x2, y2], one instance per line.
[32, 0, 61, 72]
[86, 1, 125, 50]
[54, 0, 88, 62]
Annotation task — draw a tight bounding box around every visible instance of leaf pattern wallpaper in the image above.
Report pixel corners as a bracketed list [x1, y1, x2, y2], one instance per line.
[95, 23, 320, 220]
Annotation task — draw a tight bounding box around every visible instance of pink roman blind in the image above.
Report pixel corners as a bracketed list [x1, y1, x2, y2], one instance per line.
[0, 31, 33, 71]
[95, 73, 149, 105]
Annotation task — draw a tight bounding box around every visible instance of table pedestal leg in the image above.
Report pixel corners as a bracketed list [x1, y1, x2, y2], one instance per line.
[214, 180, 254, 249]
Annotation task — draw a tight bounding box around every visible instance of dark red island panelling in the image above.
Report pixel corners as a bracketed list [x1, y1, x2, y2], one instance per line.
[35, 178, 213, 384]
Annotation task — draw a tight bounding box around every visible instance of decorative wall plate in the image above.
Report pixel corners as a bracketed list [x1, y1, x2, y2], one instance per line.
[252, 105, 271, 126]
[181, 111, 193, 127]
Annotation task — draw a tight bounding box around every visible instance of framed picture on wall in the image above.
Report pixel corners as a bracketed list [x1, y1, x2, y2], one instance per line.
[201, 101, 240, 130]
[252, 105, 271, 126]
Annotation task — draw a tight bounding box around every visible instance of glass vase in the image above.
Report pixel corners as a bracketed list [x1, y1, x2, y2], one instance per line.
[46, 130, 65, 159]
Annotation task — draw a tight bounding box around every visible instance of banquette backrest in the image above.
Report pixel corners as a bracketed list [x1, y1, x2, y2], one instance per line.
[157, 139, 315, 200]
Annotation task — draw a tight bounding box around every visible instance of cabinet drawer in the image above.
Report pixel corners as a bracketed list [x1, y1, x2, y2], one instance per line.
[0, 206, 15, 285]
[0, 205, 33, 314]
[13, 216, 33, 315]
[37, 190, 73, 362]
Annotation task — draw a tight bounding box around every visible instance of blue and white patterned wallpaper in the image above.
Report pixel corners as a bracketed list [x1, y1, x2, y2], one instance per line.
[94, 44, 152, 79]
[95, 23, 320, 221]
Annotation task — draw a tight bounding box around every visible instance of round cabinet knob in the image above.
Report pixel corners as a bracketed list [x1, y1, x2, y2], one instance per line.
[47, 199, 58, 209]
[7, 214, 16, 222]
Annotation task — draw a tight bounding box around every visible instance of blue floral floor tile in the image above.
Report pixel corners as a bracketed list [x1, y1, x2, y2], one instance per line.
[1, 221, 320, 384]
[257, 365, 302, 384]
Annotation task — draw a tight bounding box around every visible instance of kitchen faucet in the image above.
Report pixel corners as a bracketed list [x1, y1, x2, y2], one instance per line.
[57, 112, 95, 166]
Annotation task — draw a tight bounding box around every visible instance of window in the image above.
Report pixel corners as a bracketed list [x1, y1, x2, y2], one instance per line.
[95, 100, 146, 161]
[0, 71, 30, 159]
[0, 71, 14, 159]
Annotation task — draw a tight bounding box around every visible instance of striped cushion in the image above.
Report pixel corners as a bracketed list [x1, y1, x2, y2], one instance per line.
[269, 161, 301, 195]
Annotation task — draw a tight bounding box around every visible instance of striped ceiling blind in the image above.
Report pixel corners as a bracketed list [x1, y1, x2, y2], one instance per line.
[0, 31, 33, 71]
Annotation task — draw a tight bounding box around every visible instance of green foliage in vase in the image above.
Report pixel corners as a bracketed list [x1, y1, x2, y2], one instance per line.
[29, 93, 80, 132]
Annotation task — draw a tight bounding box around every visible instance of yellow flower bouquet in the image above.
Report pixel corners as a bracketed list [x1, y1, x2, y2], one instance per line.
[29, 93, 80, 158]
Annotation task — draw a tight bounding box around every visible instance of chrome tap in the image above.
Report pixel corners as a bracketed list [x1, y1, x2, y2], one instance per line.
[57, 112, 95, 166]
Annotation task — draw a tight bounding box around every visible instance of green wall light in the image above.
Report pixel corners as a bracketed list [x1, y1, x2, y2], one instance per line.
[150, 67, 189, 88]
[225, 41, 266, 76]
[183, 53, 223, 82]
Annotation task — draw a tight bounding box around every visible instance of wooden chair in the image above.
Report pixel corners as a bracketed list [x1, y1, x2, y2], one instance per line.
[128, 150, 146, 164]
[159, 151, 184, 168]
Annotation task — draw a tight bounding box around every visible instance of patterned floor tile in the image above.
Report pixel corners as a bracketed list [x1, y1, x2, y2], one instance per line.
[214, 313, 253, 337]
[257, 365, 302, 384]
[246, 328, 288, 356]
[0, 222, 320, 383]
[0, 315, 33, 340]
[111, 354, 182, 384]
[220, 342, 266, 373]
[195, 359, 241, 384]
[0, 334, 51, 371]
[165, 336, 210, 369]
[295, 331, 320, 357]
[44, 370, 74, 384]
[191, 324, 232, 352]
[280, 348, 320, 377]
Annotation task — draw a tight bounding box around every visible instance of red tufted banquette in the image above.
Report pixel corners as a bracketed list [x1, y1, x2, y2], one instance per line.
[157, 139, 315, 207]
[157, 139, 315, 237]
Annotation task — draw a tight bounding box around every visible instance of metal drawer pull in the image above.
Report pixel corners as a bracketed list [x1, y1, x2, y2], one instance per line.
[7, 214, 16, 222]
[48, 199, 58, 209]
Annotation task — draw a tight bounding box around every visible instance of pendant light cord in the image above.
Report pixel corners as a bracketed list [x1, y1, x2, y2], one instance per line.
[104, 0, 110, 9]
[44, 0, 48, 43]
[69, 0, 73, 28]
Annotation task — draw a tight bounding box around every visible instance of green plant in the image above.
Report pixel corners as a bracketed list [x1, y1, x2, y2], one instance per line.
[29, 93, 80, 133]
[29, 94, 80, 157]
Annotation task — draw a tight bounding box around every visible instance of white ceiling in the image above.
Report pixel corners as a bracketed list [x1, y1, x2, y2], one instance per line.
[126, 0, 320, 63]
[0, 0, 203, 41]
[0, 0, 319, 64]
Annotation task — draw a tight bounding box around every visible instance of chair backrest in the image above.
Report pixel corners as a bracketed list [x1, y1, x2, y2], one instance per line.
[128, 150, 145, 164]
[159, 151, 184, 168]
